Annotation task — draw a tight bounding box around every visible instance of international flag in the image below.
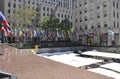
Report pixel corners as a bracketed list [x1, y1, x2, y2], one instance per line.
[0, 11, 11, 34]
[107, 29, 114, 36]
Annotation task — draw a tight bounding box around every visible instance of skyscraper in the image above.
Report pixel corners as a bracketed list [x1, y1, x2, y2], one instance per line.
[73, 0, 120, 46]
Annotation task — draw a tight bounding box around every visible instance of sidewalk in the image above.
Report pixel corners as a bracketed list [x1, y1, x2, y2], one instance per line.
[0, 44, 114, 79]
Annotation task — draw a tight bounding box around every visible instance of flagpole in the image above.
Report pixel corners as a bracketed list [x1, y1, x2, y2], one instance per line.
[1, 26, 4, 43]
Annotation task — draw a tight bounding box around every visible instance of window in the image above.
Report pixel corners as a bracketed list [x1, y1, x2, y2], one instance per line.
[79, 11, 82, 14]
[103, 1, 107, 7]
[84, 0, 87, 5]
[8, 2, 11, 7]
[91, 25, 94, 29]
[97, 22, 100, 28]
[80, 17, 82, 22]
[104, 22, 107, 27]
[116, 3, 118, 9]
[117, 22, 119, 27]
[104, 10, 107, 17]
[114, 21, 116, 27]
[84, 16, 87, 21]
[13, 4, 16, 8]
[8, 9, 10, 13]
[43, 7, 45, 11]
[75, 19, 78, 23]
[90, 0, 93, 2]
[85, 25, 88, 29]
[117, 13, 119, 18]
[43, 13, 45, 16]
[113, 11, 115, 17]
[47, 8, 49, 11]
[79, 3, 81, 7]
[65, 15, 66, 18]
[97, 6, 100, 9]
[97, 13, 100, 18]
[113, 1, 115, 7]
[80, 27, 82, 30]
[84, 8, 87, 13]
[47, 13, 49, 16]
[61, 14, 63, 18]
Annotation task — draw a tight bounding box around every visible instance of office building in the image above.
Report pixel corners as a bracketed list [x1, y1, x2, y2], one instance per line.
[73, 0, 120, 46]
[0, 0, 74, 27]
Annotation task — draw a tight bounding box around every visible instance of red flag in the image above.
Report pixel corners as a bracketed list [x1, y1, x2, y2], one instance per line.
[0, 11, 11, 34]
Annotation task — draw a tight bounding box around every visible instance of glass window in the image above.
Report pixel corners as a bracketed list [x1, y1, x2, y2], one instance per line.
[117, 13, 119, 18]
[47, 8, 49, 11]
[84, 0, 87, 5]
[8, 2, 11, 7]
[104, 21, 107, 27]
[43, 7, 45, 11]
[97, 22, 100, 28]
[75, 19, 78, 23]
[43, 13, 45, 16]
[80, 17, 82, 22]
[84, 16, 87, 21]
[79, 11, 82, 14]
[103, 1, 107, 7]
[90, 0, 93, 2]
[84, 8, 87, 13]
[114, 21, 116, 27]
[113, 1, 115, 7]
[104, 10, 107, 17]
[85, 25, 88, 29]
[97, 13, 100, 18]
[58, 13, 60, 17]
[113, 11, 115, 17]
[13, 4, 16, 8]
[117, 22, 119, 27]
[8, 9, 10, 13]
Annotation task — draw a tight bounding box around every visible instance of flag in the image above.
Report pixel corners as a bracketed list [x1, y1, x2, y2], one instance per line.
[0, 11, 11, 34]
[107, 29, 114, 36]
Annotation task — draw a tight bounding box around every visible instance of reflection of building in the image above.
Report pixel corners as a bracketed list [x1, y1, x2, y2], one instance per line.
[73, 0, 120, 46]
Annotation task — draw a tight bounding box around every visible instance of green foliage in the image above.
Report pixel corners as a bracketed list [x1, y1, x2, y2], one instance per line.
[40, 16, 60, 31]
[59, 18, 72, 32]
[13, 6, 37, 28]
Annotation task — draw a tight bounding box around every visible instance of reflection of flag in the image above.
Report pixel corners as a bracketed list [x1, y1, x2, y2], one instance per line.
[0, 11, 11, 34]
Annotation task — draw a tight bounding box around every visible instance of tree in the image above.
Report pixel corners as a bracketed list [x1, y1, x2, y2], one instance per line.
[59, 18, 72, 32]
[13, 6, 37, 28]
[40, 16, 60, 31]
[59, 18, 73, 41]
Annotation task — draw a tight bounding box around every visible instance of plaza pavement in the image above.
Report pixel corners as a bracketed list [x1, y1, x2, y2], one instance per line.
[0, 44, 114, 79]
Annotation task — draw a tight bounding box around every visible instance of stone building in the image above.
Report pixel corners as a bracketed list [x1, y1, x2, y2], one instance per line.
[73, 0, 120, 46]
[0, 0, 74, 27]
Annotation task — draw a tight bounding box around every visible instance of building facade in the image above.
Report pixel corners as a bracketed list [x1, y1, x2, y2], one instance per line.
[73, 0, 120, 46]
[0, 0, 74, 27]
[38, 0, 74, 23]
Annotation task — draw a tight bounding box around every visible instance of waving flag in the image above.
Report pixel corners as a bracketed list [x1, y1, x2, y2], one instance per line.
[0, 11, 11, 34]
[108, 29, 114, 36]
